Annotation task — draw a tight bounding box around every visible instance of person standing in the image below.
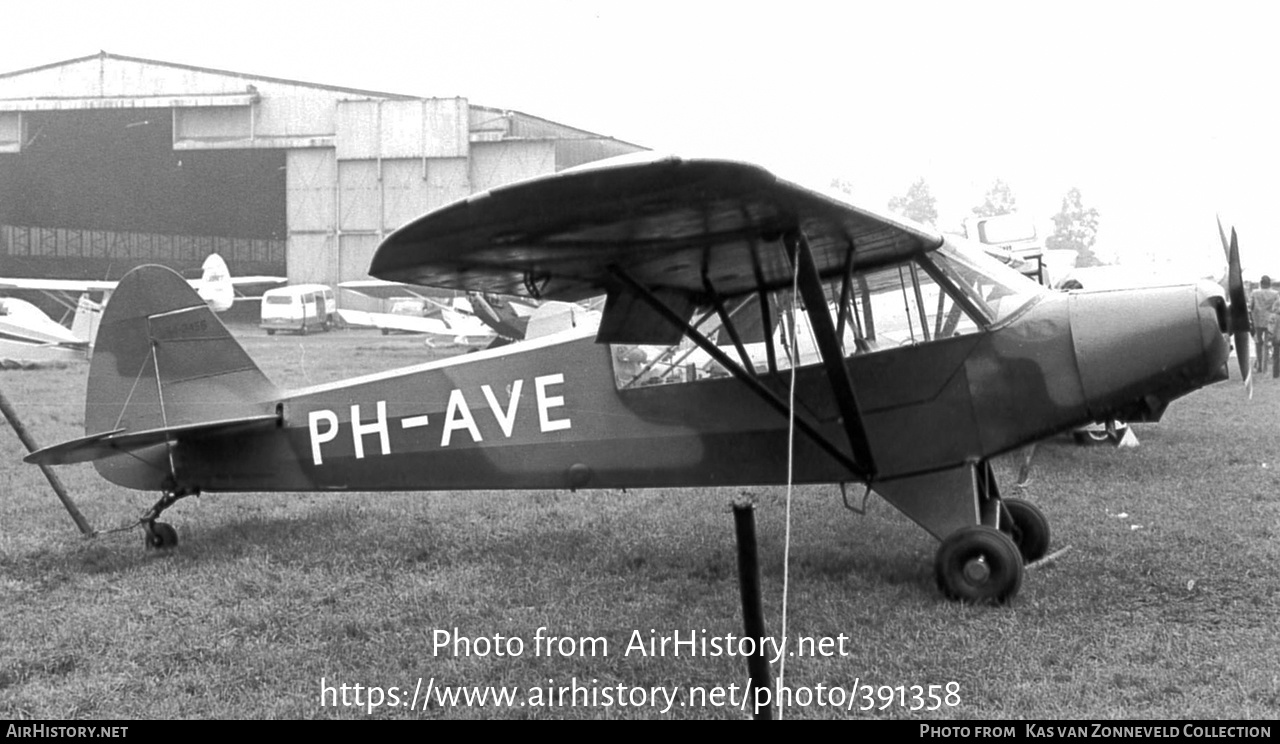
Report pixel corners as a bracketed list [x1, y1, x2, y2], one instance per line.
[1250, 275, 1280, 378]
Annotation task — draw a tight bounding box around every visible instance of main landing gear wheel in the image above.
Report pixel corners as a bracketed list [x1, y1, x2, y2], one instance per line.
[1001, 498, 1050, 563]
[935, 526, 1023, 604]
[145, 521, 178, 550]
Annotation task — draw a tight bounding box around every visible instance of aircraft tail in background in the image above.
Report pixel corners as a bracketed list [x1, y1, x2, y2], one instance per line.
[194, 253, 234, 312]
[70, 294, 103, 344]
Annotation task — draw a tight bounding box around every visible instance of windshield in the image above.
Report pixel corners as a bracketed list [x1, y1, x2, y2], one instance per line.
[925, 239, 1049, 325]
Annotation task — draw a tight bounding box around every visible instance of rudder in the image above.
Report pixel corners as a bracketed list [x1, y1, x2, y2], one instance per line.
[85, 265, 278, 440]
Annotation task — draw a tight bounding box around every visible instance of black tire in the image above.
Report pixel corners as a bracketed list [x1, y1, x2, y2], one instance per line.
[1072, 428, 1110, 445]
[1001, 498, 1050, 563]
[266, 329, 276, 336]
[935, 526, 1023, 604]
[146, 522, 179, 550]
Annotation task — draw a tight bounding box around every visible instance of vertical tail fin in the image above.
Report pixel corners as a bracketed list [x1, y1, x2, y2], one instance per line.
[85, 264, 277, 439]
[70, 294, 103, 345]
[195, 253, 234, 312]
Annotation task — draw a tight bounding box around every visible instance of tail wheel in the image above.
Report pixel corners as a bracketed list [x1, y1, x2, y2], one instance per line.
[1001, 498, 1051, 563]
[145, 522, 178, 550]
[935, 526, 1023, 604]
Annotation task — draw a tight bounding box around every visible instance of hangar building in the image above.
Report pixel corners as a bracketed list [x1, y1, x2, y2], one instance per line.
[0, 52, 645, 306]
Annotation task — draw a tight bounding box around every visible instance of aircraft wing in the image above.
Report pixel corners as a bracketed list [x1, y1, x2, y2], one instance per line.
[369, 154, 943, 303]
[339, 279, 456, 302]
[229, 275, 287, 287]
[0, 277, 118, 293]
[225, 276, 287, 299]
[336, 308, 491, 346]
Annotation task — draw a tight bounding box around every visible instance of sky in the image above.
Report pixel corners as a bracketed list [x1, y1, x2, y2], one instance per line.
[4, 1, 1279, 278]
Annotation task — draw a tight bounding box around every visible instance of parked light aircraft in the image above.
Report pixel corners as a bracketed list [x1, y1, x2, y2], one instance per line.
[335, 287, 497, 347]
[0, 295, 93, 367]
[0, 254, 284, 365]
[338, 281, 597, 348]
[23, 156, 1249, 604]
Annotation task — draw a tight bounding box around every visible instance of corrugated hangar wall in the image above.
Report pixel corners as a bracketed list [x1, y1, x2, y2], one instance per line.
[0, 53, 645, 306]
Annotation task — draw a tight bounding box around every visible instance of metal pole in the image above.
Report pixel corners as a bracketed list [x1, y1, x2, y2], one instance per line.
[0, 388, 95, 536]
[732, 499, 772, 720]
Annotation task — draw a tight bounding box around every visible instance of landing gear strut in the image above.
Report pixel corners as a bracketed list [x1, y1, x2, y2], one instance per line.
[140, 488, 196, 550]
[878, 461, 1050, 604]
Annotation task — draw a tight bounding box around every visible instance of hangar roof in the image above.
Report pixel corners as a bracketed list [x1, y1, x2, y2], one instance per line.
[0, 50, 419, 101]
[0, 51, 639, 147]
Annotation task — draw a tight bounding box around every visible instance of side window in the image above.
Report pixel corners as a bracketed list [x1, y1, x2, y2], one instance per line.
[856, 261, 981, 350]
[609, 257, 984, 389]
[609, 292, 849, 389]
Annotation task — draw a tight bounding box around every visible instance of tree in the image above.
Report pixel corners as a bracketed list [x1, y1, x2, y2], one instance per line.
[972, 179, 1018, 218]
[1046, 187, 1102, 267]
[887, 177, 938, 226]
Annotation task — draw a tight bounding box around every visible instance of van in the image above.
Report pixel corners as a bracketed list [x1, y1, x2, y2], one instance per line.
[260, 284, 336, 335]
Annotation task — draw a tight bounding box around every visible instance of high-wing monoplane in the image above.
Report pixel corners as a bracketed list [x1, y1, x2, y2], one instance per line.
[0, 254, 284, 364]
[335, 286, 498, 347]
[0, 295, 94, 367]
[0, 253, 284, 320]
[23, 156, 1247, 604]
[339, 280, 597, 348]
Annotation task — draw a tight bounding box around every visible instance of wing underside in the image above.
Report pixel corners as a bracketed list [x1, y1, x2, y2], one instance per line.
[369, 156, 942, 304]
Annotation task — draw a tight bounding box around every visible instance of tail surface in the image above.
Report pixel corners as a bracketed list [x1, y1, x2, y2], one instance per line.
[85, 264, 277, 437]
[195, 253, 234, 312]
[26, 265, 280, 485]
[70, 294, 103, 345]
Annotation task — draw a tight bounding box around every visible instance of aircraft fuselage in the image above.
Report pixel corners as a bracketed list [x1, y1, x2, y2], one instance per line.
[102, 283, 1227, 495]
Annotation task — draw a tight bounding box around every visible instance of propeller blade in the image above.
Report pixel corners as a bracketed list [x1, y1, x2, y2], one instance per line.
[1220, 223, 1252, 384]
[1236, 331, 1253, 392]
[1223, 226, 1244, 379]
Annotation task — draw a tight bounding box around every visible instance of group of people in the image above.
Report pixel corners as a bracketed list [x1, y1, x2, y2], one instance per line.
[1251, 275, 1280, 378]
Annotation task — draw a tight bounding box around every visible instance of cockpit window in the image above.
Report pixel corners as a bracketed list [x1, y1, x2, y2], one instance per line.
[924, 240, 1048, 326]
[854, 261, 982, 348]
[609, 239, 1048, 390]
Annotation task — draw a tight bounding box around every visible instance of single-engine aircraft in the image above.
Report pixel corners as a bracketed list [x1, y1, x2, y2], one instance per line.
[340, 280, 598, 348]
[335, 286, 499, 347]
[23, 155, 1250, 604]
[0, 295, 95, 367]
[0, 253, 285, 342]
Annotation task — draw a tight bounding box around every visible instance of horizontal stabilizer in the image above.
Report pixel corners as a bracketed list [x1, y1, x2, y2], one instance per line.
[25, 413, 280, 466]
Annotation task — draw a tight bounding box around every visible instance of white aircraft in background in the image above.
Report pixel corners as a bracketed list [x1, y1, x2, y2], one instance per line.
[0, 295, 93, 367]
[338, 279, 602, 348]
[0, 254, 283, 366]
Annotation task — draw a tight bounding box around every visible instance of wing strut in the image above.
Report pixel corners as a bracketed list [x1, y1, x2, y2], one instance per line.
[608, 266, 870, 479]
[785, 232, 878, 481]
[703, 279, 756, 374]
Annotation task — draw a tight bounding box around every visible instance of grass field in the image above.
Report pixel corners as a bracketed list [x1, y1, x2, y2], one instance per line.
[1, 325, 1278, 720]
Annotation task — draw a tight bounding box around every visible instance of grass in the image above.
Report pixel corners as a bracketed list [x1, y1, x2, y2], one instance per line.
[1, 325, 1278, 719]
